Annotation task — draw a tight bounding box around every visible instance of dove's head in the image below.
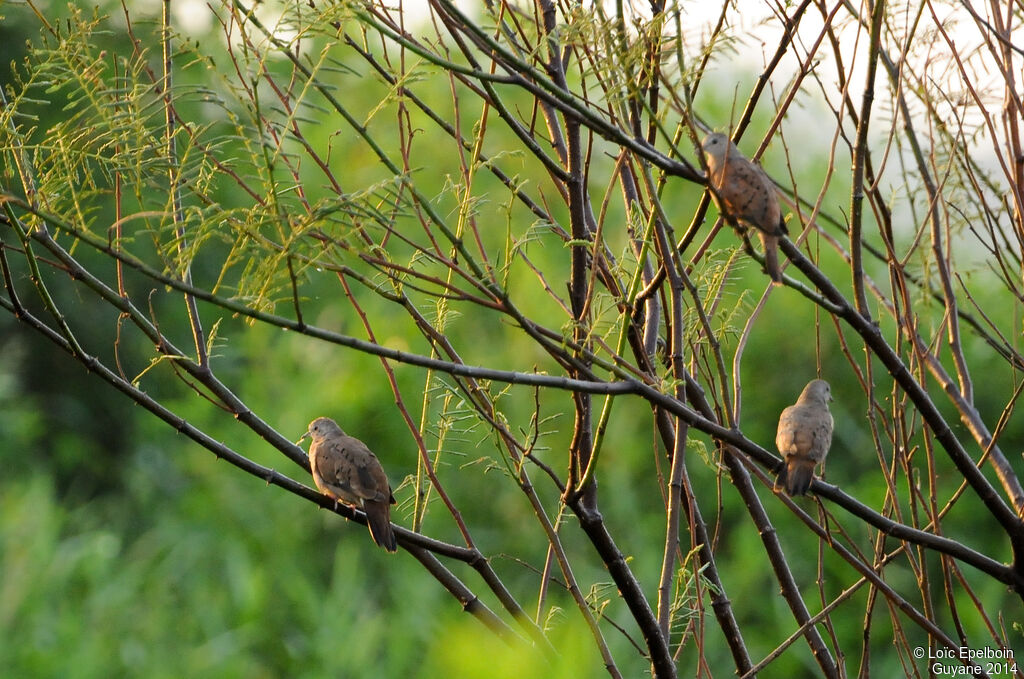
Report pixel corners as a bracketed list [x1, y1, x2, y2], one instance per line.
[701, 132, 734, 163]
[799, 379, 833, 405]
[302, 416, 344, 443]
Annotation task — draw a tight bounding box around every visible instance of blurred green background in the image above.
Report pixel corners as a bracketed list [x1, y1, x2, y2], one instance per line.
[1, 2, 1021, 677]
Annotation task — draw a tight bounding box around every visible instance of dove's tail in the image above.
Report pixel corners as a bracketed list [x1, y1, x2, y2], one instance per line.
[779, 458, 816, 496]
[762, 234, 784, 285]
[364, 499, 398, 553]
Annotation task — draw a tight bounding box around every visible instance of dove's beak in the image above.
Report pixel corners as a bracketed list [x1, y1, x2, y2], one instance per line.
[297, 431, 311, 445]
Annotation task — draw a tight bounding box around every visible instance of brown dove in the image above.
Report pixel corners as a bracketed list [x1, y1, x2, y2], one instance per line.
[701, 132, 787, 284]
[302, 417, 398, 552]
[775, 379, 833, 496]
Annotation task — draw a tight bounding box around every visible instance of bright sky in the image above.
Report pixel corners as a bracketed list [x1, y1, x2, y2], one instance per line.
[151, 0, 1015, 174]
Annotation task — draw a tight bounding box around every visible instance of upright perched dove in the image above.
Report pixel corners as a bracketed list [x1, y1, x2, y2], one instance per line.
[701, 132, 787, 284]
[775, 379, 834, 496]
[302, 417, 398, 552]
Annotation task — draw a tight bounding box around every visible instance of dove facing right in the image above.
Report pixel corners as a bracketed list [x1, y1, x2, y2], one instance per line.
[775, 379, 833, 496]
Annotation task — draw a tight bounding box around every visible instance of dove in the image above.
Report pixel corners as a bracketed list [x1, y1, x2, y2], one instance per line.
[701, 132, 787, 284]
[301, 417, 398, 552]
[775, 379, 834, 496]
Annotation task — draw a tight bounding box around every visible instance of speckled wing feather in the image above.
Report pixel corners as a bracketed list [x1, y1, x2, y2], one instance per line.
[312, 435, 394, 506]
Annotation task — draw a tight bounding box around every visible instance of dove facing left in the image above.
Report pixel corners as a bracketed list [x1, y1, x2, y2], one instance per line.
[701, 132, 787, 285]
[301, 417, 398, 552]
